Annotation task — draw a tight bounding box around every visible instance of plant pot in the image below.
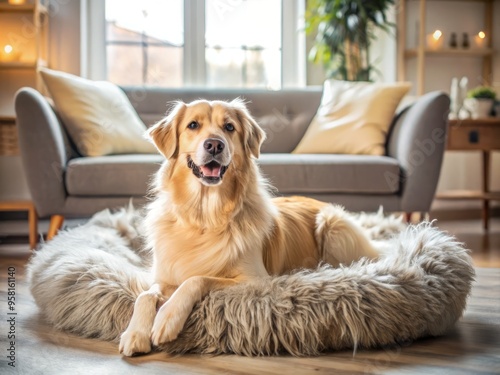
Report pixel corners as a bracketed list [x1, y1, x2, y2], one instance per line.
[463, 98, 493, 119]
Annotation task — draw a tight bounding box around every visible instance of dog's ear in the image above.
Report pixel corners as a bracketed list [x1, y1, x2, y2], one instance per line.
[146, 101, 186, 159]
[245, 115, 266, 158]
[231, 99, 266, 158]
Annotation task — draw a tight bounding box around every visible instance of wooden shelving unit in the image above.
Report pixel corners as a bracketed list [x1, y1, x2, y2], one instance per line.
[0, 59, 47, 69]
[0, 3, 48, 13]
[0, 200, 38, 250]
[0, 1, 49, 247]
[397, 0, 494, 95]
[403, 48, 494, 58]
[0, 0, 49, 90]
[437, 190, 500, 200]
[0, 116, 18, 156]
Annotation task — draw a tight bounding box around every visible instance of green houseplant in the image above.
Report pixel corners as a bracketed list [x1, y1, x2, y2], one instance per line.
[467, 86, 497, 100]
[306, 0, 395, 81]
[464, 86, 497, 118]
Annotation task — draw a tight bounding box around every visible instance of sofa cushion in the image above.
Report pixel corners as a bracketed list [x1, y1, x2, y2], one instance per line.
[257, 112, 313, 153]
[123, 87, 322, 153]
[39, 68, 158, 156]
[66, 154, 399, 197]
[293, 80, 411, 156]
[66, 155, 164, 196]
[258, 154, 400, 194]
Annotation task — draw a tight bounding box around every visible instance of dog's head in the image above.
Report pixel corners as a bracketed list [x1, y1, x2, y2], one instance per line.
[147, 99, 265, 187]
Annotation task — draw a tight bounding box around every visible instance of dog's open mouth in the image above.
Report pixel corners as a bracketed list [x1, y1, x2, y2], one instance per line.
[187, 156, 228, 185]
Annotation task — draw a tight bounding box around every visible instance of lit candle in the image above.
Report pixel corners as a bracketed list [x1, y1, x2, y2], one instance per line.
[474, 31, 487, 48]
[426, 29, 443, 50]
[0, 45, 21, 62]
[8, 0, 26, 5]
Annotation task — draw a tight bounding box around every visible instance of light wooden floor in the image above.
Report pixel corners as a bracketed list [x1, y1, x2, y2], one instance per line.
[0, 218, 499, 374]
[432, 218, 500, 268]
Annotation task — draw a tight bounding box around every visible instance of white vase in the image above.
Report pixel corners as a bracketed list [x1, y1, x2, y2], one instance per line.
[463, 98, 493, 119]
[449, 78, 459, 119]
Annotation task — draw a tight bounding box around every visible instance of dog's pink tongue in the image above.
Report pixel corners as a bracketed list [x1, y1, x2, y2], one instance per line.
[201, 165, 221, 177]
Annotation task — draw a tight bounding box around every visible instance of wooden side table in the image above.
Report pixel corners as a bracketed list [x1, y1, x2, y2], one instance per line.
[1, 117, 38, 248]
[436, 118, 500, 230]
[0, 200, 38, 249]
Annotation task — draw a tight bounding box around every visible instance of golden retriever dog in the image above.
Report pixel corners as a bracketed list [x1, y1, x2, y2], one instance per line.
[119, 99, 380, 356]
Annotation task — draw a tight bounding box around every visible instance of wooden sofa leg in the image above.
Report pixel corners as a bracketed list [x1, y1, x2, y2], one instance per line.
[405, 212, 429, 223]
[47, 215, 64, 240]
[420, 212, 429, 222]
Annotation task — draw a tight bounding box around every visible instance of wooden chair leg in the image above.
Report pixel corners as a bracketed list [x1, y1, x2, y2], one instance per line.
[47, 215, 64, 240]
[420, 212, 430, 222]
[28, 204, 38, 250]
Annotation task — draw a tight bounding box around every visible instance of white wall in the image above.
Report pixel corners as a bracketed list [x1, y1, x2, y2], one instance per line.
[48, 0, 82, 75]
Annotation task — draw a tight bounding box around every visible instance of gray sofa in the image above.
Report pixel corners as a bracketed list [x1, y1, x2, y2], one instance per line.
[15, 87, 449, 225]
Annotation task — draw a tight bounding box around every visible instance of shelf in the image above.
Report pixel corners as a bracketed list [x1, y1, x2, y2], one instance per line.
[0, 3, 48, 14]
[408, 0, 493, 2]
[0, 59, 47, 69]
[404, 48, 494, 58]
[397, 0, 495, 95]
[436, 190, 500, 201]
[0, 61, 37, 69]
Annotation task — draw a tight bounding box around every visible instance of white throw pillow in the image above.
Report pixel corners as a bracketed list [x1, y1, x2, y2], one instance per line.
[293, 80, 411, 155]
[39, 68, 157, 156]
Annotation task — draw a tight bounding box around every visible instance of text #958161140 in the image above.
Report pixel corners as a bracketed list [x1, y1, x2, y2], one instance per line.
[6, 266, 16, 368]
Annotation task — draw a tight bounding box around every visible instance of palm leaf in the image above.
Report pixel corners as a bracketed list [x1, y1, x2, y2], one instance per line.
[306, 0, 395, 81]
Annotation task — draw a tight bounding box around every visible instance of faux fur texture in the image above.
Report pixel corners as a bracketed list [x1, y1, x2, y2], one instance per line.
[27, 207, 475, 356]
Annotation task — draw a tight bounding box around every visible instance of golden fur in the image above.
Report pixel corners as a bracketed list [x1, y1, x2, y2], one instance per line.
[119, 99, 380, 356]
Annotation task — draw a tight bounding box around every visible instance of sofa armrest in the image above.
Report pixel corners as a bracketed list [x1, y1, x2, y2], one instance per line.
[386, 91, 450, 212]
[15, 87, 71, 218]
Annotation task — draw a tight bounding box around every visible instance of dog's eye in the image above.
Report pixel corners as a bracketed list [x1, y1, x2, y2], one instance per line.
[187, 121, 199, 130]
[224, 123, 235, 132]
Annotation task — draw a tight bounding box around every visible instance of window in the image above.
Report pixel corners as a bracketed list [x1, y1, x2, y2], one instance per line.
[85, 0, 305, 88]
[105, 0, 184, 87]
[205, 0, 281, 89]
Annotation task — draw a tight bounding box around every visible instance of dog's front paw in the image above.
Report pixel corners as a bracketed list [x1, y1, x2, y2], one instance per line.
[119, 330, 152, 357]
[150, 304, 187, 346]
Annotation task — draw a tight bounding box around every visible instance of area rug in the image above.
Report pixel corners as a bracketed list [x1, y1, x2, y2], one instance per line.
[27, 207, 475, 356]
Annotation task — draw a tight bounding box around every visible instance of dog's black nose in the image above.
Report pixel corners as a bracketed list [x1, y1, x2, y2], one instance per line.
[204, 138, 225, 156]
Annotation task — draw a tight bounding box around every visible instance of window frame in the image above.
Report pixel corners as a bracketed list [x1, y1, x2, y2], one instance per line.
[82, 0, 306, 88]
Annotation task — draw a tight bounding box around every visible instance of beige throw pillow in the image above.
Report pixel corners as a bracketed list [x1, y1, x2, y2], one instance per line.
[39, 68, 157, 156]
[293, 80, 411, 155]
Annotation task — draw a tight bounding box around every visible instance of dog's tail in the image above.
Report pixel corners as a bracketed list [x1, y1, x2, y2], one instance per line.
[27, 207, 152, 342]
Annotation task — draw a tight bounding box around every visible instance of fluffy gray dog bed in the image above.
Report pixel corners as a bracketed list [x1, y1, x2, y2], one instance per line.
[28, 208, 475, 356]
